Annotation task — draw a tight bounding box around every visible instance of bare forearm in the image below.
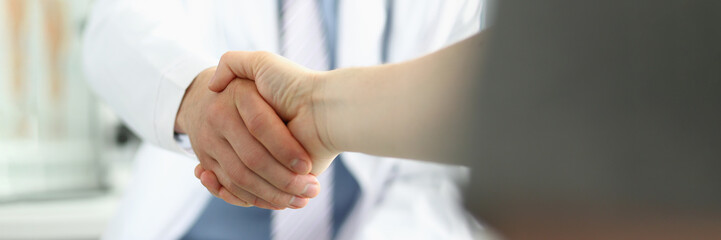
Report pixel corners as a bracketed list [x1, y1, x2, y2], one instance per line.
[314, 32, 487, 162]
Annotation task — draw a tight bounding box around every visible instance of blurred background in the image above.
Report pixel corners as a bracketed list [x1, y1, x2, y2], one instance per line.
[1, 0, 719, 239]
[0, 0, 137, 239]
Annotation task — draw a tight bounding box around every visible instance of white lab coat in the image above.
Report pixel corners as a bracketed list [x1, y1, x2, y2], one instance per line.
[83, 0, 485, 239]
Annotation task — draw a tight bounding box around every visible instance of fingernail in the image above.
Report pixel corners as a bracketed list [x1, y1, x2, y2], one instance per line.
[289, 196, 308, 209]
[301, 182, 320, 198]
[290, 159, 310, 174]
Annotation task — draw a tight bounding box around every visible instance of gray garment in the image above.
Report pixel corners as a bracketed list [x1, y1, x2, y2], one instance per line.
[464, 0, 721, 221]
[181, 198, 272, 240]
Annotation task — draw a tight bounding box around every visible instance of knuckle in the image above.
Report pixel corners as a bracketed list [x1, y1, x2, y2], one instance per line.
[206, 105, 232, 129]
[230, 171, 249, 187]
[207, 100, 225, 117]
[206, 117, 220, 129]
[220, 51, 235, 63]
[205, 112, 221, 128]
[233, 196, 249, 206]
[242, 147, 269, 170]
[243, 155, 262, 170]
[283, 175, 300, 193]
[270, 192, 288, 206]
[245, 112, 270, 137]
[251, 196, 262, 207]
[216, 174, 237, 194]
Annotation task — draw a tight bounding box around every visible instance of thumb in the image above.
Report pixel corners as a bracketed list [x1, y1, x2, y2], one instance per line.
[209, 51, 273, 92]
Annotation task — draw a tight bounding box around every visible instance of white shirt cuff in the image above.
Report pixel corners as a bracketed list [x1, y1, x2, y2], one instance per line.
[174, 133, 196, 155]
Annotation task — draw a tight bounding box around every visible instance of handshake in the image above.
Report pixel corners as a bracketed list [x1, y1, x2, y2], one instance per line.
[175, 51, 339, 210]
[174, 33, 479, 210]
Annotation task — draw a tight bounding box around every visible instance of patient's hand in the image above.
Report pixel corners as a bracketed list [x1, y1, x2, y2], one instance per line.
[195, 51, 341, 205]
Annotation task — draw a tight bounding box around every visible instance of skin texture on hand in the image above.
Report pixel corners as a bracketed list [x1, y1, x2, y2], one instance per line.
[209, 52, 340, 174]
[196, 34, 486, 205]
[194, 52, 340, 207]
[175, 67, 320, 209]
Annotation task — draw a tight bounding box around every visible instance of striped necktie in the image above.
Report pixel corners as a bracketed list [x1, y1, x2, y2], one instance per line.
[279, 0, 329, 71]
[272, 1, 333, 240]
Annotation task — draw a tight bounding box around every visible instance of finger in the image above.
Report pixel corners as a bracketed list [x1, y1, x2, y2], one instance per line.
[196, 153, 221, 193]
[218, 186, 253, 207]
[194, 164, 203, 179]
[234, 80, 312, 175]
[195, 148, 219, 180]
[200, 170, 252, 207]
[214, 170, 284, 210]
[203, 155, 283, 210]
[223, 115, 320, 198]
[194, 156, 224, 199]
[198, 169, 221, 197]
[209, 51, 266, 92]
[209, 138, 310, 209]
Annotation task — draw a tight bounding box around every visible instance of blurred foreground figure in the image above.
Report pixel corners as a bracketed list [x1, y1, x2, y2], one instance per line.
[464, 0, 721, 239]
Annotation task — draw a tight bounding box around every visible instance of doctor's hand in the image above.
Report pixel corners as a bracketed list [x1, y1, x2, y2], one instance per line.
[194, 52, 341, 204]
[175, 67, 320, 210]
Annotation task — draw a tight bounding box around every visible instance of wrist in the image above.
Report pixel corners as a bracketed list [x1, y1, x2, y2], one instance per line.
[309, 70, 339, 154]
[175, 67, 216, 133]
[310, 65, 396, 156]
[309, 68, 367, 155]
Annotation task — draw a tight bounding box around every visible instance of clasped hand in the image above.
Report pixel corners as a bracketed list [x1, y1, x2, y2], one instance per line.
[176, 51, 339, 210]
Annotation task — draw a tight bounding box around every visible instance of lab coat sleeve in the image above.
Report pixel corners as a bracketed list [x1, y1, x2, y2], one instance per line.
[447, 0, 484, 44]
[82, 0, 217, 155]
